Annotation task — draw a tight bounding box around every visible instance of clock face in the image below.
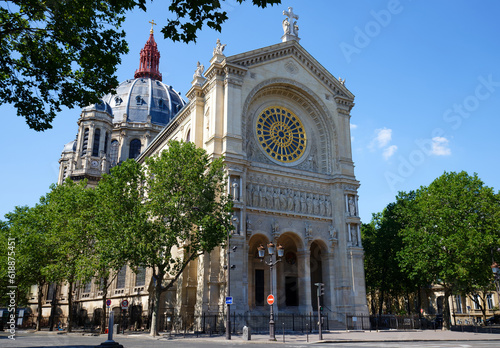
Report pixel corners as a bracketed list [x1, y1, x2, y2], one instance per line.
[91, 160, 99, 168]
[255, 106, 307, 163]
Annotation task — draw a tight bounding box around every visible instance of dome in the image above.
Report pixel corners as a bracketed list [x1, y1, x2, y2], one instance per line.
[62, 140, 76, 153]
[101, 78, 186, 126]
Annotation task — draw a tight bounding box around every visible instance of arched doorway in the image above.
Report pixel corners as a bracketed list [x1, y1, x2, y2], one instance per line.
[276, 232, 302, 310]
[310, 240, 326, 311]
[247, 234, 270, 310]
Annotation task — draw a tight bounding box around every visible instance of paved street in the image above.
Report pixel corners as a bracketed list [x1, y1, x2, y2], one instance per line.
[1, 329, 500, 348]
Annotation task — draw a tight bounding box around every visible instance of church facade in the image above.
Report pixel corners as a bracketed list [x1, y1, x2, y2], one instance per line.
[41, 9, 368, 329]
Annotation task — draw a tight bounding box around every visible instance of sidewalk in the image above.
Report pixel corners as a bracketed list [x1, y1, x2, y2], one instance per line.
[119, 328, 500, 344]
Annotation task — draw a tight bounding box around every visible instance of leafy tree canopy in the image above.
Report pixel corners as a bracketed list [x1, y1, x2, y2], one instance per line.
[1, 0, 281, 131]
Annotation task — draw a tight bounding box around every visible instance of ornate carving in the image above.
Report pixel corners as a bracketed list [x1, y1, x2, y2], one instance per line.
[282, 7, 299, 39]
[193, 61, 205, 79]
[213, 38, 226, 56]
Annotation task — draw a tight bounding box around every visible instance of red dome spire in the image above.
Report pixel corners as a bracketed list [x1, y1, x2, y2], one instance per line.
[134, 23, 162, 81]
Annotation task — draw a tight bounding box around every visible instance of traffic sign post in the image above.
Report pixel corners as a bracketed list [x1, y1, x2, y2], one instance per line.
[267, 294, 275, 305]
[120, 300, 128, 309]
[225, 296, 233, 305]
[106, 299, 111, 308]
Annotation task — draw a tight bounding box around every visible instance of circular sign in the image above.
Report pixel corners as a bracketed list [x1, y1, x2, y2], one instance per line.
[267, 294, 275, 305]
[121, 300, 129, 309]
[255, 106, 307, 163]
[106, 299, 111, 307]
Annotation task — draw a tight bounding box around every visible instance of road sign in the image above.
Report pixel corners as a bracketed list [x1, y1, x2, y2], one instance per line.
[106, 299, 111, 307]
[267, 294, 275, 305]
[121, 300, 128, 309]
[225, 296, 233, 305]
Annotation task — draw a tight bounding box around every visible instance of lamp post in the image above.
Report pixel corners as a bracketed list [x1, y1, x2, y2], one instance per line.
[491, 262, 500, 295]
[258, 242, 284, 341]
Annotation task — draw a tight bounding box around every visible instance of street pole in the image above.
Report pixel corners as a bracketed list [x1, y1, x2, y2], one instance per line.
[317, 289, 322, 340]
[269, 262, 275, 341]
[226, 229, 231, 340]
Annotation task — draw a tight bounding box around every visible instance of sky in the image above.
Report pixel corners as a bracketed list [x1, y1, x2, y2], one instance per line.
[1, 0, 499, 223]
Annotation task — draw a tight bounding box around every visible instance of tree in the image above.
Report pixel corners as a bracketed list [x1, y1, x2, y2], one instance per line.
[398, 171, 500, 329]
[44, 179, 98, 332]
[362, 192, 426, 316]
[93, 159, 146, 333]
[3, 203, 56, 331]
[1, 0, 281, 131]
[109, 140, 233, 336]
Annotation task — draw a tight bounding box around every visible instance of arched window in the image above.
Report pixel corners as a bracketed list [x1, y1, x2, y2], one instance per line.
[110, 140, 119, 166]
[92, 128, 101, 157]
[135, 267, 146, 287]
[116, 265, 127, 289]
[185, 130, 191, 143]
[129, 139, 141, 159]
[104, 132, 109, 154]
[81, 128, 89, 156]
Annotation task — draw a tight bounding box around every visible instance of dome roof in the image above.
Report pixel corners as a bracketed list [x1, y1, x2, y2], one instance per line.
[101, 78, 186, 126]
[62, 140, 76, 153]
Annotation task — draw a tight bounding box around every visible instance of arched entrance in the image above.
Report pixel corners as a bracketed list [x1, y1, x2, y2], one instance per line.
[276, 232, 302, 310]
[248, 234, 270, 310]
[310, 240, 327, 311]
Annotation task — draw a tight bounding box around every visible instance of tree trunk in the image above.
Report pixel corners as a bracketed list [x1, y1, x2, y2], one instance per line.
[101, 280, 108, 334]
[67, 281, 73, 332]
[48, 284, 58, 331]
[443, 288, 451, 330]
[150, 280, 162, 337]
[36, 282, 44, 331]
[378, 290, 385, 316]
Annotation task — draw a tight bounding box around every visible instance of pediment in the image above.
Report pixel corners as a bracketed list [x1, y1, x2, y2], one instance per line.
[227, 40, 354, 101]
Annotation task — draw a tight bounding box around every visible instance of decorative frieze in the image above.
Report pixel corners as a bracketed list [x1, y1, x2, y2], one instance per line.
[246, 182, 331, 217]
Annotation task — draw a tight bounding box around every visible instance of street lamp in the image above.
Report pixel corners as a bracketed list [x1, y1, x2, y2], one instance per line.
[258, 242, 284, 341]
[491, 262, 500, 294]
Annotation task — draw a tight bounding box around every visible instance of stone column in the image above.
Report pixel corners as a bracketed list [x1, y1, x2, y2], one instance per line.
[324, 252, 337, 315]
[297, 249, 313, 313]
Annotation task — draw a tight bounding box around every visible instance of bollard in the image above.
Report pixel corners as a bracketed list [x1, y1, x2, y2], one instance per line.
[282, 322, 285, 343]
[306, 323, 309, 342]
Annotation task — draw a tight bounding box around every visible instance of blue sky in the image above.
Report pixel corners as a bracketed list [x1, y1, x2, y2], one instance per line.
[1, 0, 499, 223]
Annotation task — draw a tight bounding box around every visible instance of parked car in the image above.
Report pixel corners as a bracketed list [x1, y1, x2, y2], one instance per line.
[485, 314, 500, 326]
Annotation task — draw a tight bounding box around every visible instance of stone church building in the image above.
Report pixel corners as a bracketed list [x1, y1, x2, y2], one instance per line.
[40, 9, 368, 329]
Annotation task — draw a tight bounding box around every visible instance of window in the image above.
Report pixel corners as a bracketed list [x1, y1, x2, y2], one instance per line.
[136, 95, 142, 105]
[185, 130, 190, 143]
[135, 267, 146, 287]
[455, 295, 462, 313]
[487, 294, 494, 310]
[92, 128, 101, 156]
[129, 139, 141, 159]
[104, 132, 109, 154]
[110, 140, 119, 166]
[83, 281, 92, 293]
[81, 128, 89, 156]
[116, 265, 127, 289]
[473, 294, 480, 310]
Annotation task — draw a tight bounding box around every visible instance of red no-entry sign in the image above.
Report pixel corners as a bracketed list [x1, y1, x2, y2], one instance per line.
[267, 294, 275, 305]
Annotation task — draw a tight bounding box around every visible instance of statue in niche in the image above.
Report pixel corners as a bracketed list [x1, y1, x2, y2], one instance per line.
[313, 194, 320, 215]
[272, 219, 280, 234]
[259, 185, 266, 207]
[294, 193, 300, 213]
[287, 189, 294, 211]
[273, 188, 280, 209]
[279, 189, 286, 210]
[326, 197, 332, 216]
[246, 183, 253, 206]
[305, 222, 312, 238]
[213, 38, 226, 55]
[329, 225, 337, 240]
[232, 215, 240, 235]
[266, 187, 273, 209]
[348, 196, 356, 216]
[231, 180, 239, 201]
[300, 193, 307, 213]
[306, 194, 313, 214]
[350, 225, 358, 246]
[253, 184, 260, 207]
[246, 217, 252, 231]
[319, 195, 326, 216]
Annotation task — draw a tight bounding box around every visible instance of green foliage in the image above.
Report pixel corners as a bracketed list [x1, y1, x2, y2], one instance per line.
[1, 0, 280, 131]
[162, 0, 281, 42]
[398, 171, 500, 291]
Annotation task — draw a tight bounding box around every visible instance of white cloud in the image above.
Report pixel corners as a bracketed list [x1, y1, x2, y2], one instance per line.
[350, 124, 358, 130]
[382, 145, 398, 160]
[369, 127, 392, 150]
[431, 137, 451, 156]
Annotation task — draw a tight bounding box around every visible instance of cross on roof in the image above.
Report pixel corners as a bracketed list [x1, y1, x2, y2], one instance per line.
[149, 19, 157, 33]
